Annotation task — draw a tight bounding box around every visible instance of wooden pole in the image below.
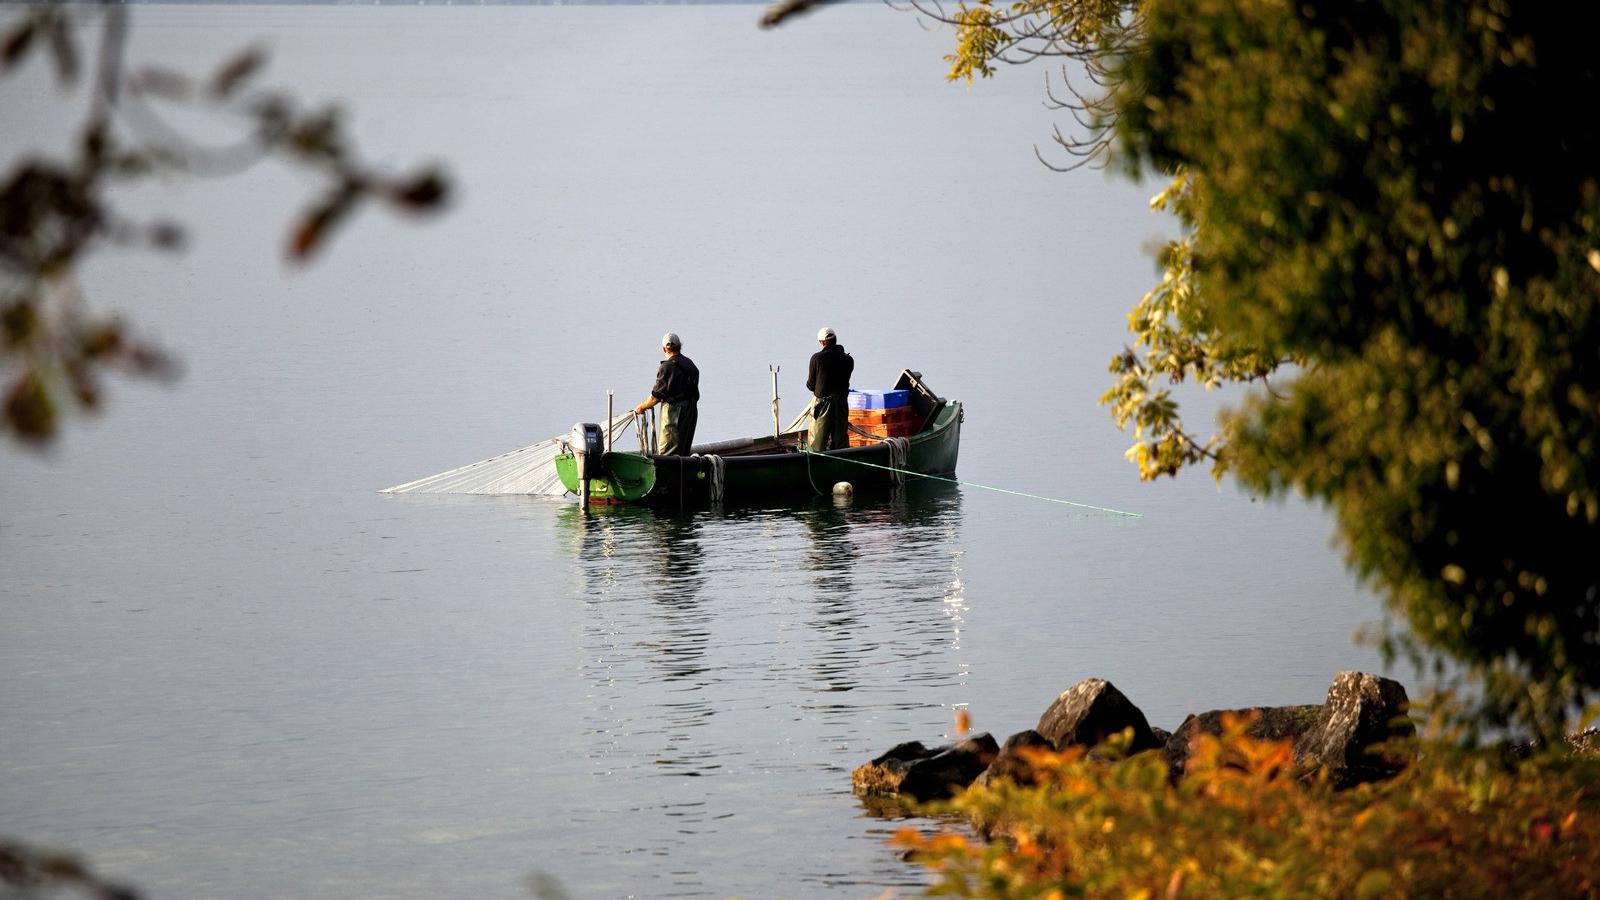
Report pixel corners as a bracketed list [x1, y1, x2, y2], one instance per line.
[770, 365, 781, 440]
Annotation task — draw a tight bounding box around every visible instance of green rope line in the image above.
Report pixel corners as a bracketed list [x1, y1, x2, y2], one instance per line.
[800, 448, 1143, 518]
[803, 441, 825, 498]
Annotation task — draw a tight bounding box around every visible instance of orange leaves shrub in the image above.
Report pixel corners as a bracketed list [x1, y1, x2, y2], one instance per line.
[895, 717, 1600, 898]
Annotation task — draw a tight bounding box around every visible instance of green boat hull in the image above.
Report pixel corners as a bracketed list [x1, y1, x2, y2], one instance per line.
[553, 448, 657, 503]
[556, 399, 962, 508]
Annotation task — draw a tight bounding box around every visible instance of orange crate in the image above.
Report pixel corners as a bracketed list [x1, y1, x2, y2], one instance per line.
[852, 422, 916, 436]
[848, 406, 916, 426]
[848, 420, 917, 447]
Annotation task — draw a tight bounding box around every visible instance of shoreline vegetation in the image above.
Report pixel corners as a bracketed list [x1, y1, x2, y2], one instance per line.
[853, 674, 1421, 805]
[856, 675, 1600, 897]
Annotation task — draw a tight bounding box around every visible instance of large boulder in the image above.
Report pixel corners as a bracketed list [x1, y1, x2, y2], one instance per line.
[852, 733, 1000, 802]
[1164, 705, 1322, 776]
[1292, 671, 1414, 787]
[1035, 679, 1163, 754]
[852, 741, 929, 796]
[975, 729, 1056, 788]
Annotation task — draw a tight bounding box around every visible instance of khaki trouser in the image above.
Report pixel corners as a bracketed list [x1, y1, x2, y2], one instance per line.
[658, 401, 697, 456]
[809, 394, 849, 451]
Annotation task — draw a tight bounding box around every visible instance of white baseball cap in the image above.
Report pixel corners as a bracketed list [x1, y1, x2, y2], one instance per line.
[661, 332, 681, 349]
[817, 326, 836, 341]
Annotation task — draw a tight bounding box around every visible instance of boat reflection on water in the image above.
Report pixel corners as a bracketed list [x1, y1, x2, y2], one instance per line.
[553, 483, 969, 775]
[792, 484, 970, 705]
[545, 485, 965, 896]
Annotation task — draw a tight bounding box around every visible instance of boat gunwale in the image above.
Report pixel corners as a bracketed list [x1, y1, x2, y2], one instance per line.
[650, 399, 961, 468]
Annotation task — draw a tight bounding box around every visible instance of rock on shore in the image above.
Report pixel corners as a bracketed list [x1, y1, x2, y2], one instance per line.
[852, 671, 1416, 803]
[851, 734, 999, 802]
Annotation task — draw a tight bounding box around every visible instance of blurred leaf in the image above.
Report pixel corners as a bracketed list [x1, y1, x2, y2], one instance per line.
[112, 151, 154, 178]
[288, 182, 361, 262]
[249, 94, 291, 136]
[1, 19, 35, 70]
[759, 0, 839, 30]
[211, 45, 266, 100]
[45, 13, 76, 86]
[78, 322, 123, 359]
[123, 340, 179, 380]
[66, 360, 100, 408]
[80, 118, 109, 167]
[133, 65, 193, 101]
[148, 221, 185, 251]
[0, 838, 143, 899]
[288, 107, 344, 160]
[5, 369, 55, 443]
[3, 297, 38, 346]
[387, 168, 448, 211]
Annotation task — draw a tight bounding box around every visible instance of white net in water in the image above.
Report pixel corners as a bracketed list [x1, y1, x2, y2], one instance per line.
[379, 413, 638, 495]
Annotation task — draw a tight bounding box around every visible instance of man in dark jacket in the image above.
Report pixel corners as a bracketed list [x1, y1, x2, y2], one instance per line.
[806, 326, 854, 451]
[634, 332, 700, 455]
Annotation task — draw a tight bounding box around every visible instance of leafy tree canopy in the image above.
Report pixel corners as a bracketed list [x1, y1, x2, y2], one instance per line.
[1114, 0, 1600, 734]
[891, 0, 1600, 735]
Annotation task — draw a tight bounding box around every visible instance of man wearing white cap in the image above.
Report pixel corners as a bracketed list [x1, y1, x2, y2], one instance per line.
[634, 332, 700, 455]
[806, 326, 854, 451]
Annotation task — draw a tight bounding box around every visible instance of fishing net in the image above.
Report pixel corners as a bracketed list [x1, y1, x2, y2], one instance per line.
[379, 413, 639, 495]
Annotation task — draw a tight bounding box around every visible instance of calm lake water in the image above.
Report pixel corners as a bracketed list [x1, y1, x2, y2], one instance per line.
[2, 4, 1391, 897]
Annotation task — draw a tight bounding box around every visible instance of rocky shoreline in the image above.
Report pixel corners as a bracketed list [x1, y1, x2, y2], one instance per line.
[853, 671, 1416, 804]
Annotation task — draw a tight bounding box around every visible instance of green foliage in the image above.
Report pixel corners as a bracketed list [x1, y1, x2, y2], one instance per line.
[941, 0, 1130, 85]
[898, 718, 1600, 898]
[919, 0, 1600, 731]
[1107, 0, 1600, 735]
[945, 1, 1011, 84]
[1099, 172, 1295, 479]
[908, 0, 1137, 169]
[780, 0, 1600, 739]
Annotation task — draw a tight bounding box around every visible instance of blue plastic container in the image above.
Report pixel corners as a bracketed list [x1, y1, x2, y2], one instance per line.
[848, 389, 910, 410]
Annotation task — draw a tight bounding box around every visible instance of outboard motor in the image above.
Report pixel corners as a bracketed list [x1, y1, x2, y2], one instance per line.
[571, 422, 606, 508]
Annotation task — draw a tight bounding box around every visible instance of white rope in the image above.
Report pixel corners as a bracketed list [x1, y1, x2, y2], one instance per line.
[379, 413, 635, 495]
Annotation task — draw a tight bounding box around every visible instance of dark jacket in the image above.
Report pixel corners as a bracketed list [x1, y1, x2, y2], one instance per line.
[651, 354, 700, 405]
[807, 344, 854, 398]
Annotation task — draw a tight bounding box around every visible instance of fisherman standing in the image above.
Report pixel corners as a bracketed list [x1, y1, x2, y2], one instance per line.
[806, 326, 854, 451]
[634, 332, 700, 456]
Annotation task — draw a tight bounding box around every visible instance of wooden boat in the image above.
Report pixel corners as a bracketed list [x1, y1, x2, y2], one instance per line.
[554, 370, 962, 508]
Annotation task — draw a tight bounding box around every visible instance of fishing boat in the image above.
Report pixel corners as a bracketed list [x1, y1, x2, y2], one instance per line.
[554, 369, 962, 508]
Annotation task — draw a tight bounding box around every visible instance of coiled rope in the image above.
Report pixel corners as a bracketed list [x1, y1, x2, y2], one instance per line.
[701, 453, 726, 505]
[884, 437, 907, 487]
